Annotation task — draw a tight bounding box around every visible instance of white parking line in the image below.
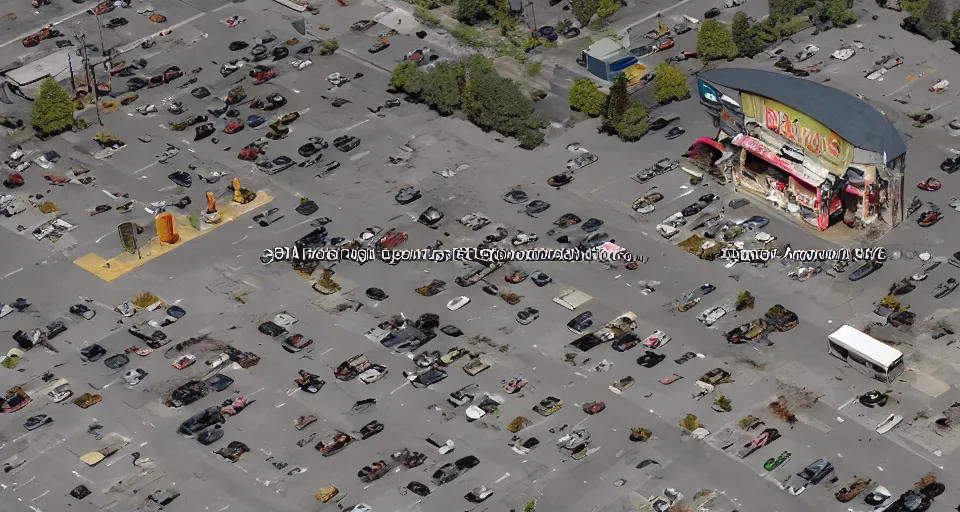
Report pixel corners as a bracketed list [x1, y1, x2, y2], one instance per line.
[0, 6, 91, 49]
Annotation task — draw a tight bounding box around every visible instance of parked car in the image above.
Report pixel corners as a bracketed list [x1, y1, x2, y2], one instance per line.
[785, 458, 834, 495]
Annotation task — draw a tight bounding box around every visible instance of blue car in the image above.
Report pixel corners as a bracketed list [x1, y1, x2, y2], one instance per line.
[246, 115, 266, 128]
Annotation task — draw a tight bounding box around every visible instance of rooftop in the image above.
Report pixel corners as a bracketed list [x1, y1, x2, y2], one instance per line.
[698, 68, 907, 161]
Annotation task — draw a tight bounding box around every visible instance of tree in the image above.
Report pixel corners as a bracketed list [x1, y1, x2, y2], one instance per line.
[601, 73, 629, 132]
[652, 63, 691, 104]
[616, 103, 649, 141]
[422, 62, 465, 116]
[570, 0, 597, 26]
[389, 61, 426, 96]
[31, 78, 74, 136]
[824, 0, 857, 27]
[463, 72, 536, 136]
[568, 78, 606, 117]
[524, 502, 536, 512]
[597, 0, 621, 18]
[918, 0, 947, 39]
[697, 20, 738, 62]
[768, 0, 797, 23]
[731, 12, 763, 57]
[319, 39, 339, 55]
[454, 0, 488, 24]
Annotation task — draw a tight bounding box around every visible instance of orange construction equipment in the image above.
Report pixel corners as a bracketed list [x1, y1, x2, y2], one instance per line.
[156, 212, 180, 244]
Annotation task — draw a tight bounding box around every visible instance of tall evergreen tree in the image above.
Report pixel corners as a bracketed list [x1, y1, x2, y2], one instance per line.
[918, 0, 948, 40]
[601, 74, 629, 133]
[731, 12, 763, 57]
[31, 78, 74, 136]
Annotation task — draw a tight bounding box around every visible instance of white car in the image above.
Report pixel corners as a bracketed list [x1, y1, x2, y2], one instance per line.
[876, 413, 902, 434]
[33, 151, 60, 169]
[698, 306, 727, 327]
[273, 312, 298, 327]
[344, 505, 371, 512]
[205, 353, 230, 369]
[796, 44, 819, 62]
[123, 369, 148, 387]
[48, 382, 73, 403]
[358, 364, 388, 384]
[291, 58, 313, 70]
[831, 47, 855, 61]
[656, 224, 679, 239]
[447, 296, 471, 311]
[466, 485, 494, 502]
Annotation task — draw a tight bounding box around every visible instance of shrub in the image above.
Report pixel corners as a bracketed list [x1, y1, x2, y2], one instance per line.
[679, 414, 700, 431]
[731, 12, 764, 57]
[422, 62, 465, 116]
[616, 103, 649, 141]
[597, 0, 621, 18]
[454, 0, 488, 24]
[414, 6, 441, 25]
[389, 61, 426, 96]
[526, 62, 543, 76]
[320, 39, 339, 55]
[517, 128, 545, 149]
[570, 0, 598, 26]
[697, 20, 738, 62]
[452, 23, 489, 47]
[652, 63, 691, 104]
[568, 77, 605, 116]
[31, 78, 74, 136]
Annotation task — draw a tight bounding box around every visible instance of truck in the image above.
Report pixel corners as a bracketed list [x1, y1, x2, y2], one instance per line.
[553, 288, 593, 310]
[568, 312, 638, 352]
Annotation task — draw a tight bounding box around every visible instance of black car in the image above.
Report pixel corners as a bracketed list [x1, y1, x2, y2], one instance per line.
[581, 218, 604, 232]
[298, 141, 326, 157]
[46, 320, 67, 339]
[358, 420, 384, 439]
[455, 455, 480, 470]
[104, 354, 130, 369]
[195, 123, 216, 141]
[637, 350, 666, 368]
[411, 368, 447, 388]
[440, 325, 463, 337]
[168, 170, 192, 188]
[569, 333, 604, 352]
[530, 270, 552, 286]
[333, 135, 361, 152]
[258, 321, 287, 337]
[525, 200, 551, 216]
[127, 77, 148, 91]
[649, 116, 678, 131]
[504, 190, 529, 204]
[177, 406, 223, 435]
[366, 287, 388, 301]
[229, 40, 249, 51]
[704, 7, 721, 18]
[665, 126, 685, 139]
[941, 156, 960, 174]
[171, 380, 208, 407]
[197, 425, 225, 445]
[70, 485, 91, 500]
[297, 228, 327, 248]
[205, 374, 234, 392]
[258, 156, 295, 175]
[567, 311, 594, 333]
[191, 86, 211, 99]
[407, 481, 431, 497]
[148, 489, 180, 507]
[395, 188, 421, 204]
[850, 260, 883, 281]
[80, 344, 107, 361]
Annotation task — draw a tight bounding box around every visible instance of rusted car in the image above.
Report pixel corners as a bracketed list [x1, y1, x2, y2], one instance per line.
[725, 319, 766, 343]
[764, 304, 799, 332]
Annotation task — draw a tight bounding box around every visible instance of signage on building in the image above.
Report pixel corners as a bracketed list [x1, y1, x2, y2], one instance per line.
[759, 98, 846, 163]
[731, 134, 795, 173]
[698, 80, 722, 111]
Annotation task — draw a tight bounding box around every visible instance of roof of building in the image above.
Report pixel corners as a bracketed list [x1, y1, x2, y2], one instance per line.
[2, 50, 72, 86]
[699, 68, 907, 159]
[585, 38, 627, 60]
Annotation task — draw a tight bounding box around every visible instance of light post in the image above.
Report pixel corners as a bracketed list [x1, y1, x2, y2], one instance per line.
[75, 30, 104, 127]
[525, 1, 538, 31]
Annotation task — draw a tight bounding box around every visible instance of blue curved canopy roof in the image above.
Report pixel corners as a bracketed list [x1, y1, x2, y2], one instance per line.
[699, 68, 907, 160]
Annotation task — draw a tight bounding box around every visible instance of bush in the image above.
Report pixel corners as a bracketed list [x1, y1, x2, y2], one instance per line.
[652, 63, 691, 104]
[601, 73, 629, 131]
[697, 20, 738, 62]
[414, 6, 441, 25]
[320, 39, 339, 55]
[918, 0, 947, 39]
[731, 12, 764, 57]
[517, 128, 545, 149]
[568, 77, 606, 116]
[616, 103, 648, 141]
[597, 0, 621, 18]
[570, 0, 598, 26]
[451, 23, 489, 47]
[679, 414, 700, 431]
[422, 61, 465, 116]
[389, 61, 426, 96]
[524, 502, 536, 512]
[714, 395, 733, 412]
[901, 0, 928, 17]
[31, 78, 74, 136]
[526, 62, 543, 76]
[464, 72, 537, 135]
[454, 0, 488, 24]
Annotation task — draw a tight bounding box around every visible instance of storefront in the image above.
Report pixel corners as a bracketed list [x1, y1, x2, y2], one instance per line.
[696, 69, 907, 232]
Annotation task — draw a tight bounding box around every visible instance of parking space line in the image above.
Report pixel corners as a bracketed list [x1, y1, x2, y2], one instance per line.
[0, 6, 89, 49]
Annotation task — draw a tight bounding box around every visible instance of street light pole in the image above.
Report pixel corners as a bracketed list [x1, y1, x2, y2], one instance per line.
[75, 30, 104, 127]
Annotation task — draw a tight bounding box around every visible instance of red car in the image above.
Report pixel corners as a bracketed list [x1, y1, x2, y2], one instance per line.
[657, 38, 675, 51]
[238, 147, 262, 161]
[163, 66, 184, 83]
[87, 1, 115, 15]
[918, 177, 941, 191]
[318, 432, 353, 457]
[377, 230, 408, 249]
[224, 121, 244, 134]
[172, 354, 197, 370]
[582, 401, 606, 415]
[22, 27, 62, 48]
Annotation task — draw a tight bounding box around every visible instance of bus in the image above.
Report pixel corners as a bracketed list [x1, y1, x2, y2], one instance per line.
[828, 325, 904, 383]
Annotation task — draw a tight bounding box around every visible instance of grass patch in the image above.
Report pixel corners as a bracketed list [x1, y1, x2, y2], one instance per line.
[132, 291, 162, 309]
[451, 23, 490, 48]
[526, 62, 542, 76]
[495, 42, 528, 62]
[37, 201, 60, 214]
[414, 6, 441, 26]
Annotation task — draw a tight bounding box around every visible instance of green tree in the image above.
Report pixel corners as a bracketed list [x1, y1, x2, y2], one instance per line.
[524, 502, 536, 512]
[597, 0, 621, 18]
[320, 39, 339, 55]
[768, 0, 797, 23]
[731, 12, 763, 57]
[454, 0, 488, 24]
[601, 73, 629, 132]
[422, 62, 465, 116]
[568, 77, 606, 116]
[463, 73, 536, 136]
[616, 103, 649, 141]
[517, 128, 545, 149]
[825, 0, 857, 28]
[946, 9, 960, 43]
[918, 0, 947, 39]
[389, 61, 426, 96]
[31, 78, 74, 136]
[570, 0, 598, 26]
[652, 63, 691, 104]
[697, 20, 738, 62]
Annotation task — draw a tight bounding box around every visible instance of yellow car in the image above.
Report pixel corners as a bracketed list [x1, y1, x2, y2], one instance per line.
[315, 486, 339, 503]
[74, 393, 103, 409]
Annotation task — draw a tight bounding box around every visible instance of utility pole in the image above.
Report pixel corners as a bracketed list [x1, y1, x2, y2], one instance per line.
[75, 30, 104, 127]
[525, 1, 537, 31]
[67, 51, 76, 93]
